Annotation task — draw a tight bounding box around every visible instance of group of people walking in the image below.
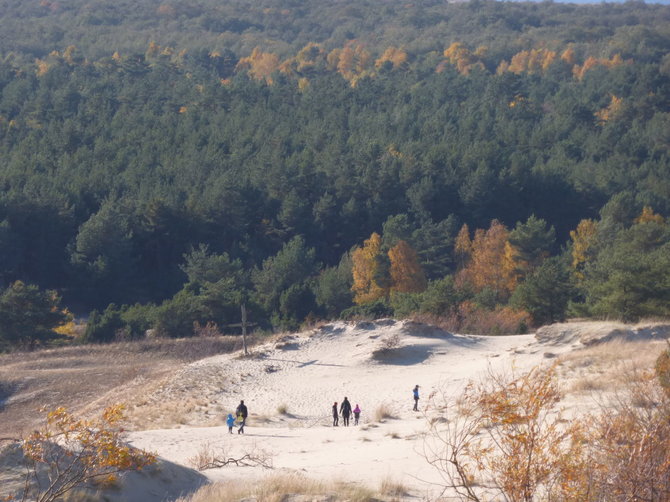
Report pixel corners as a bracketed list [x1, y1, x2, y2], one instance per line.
[226, 400, 248, 434]
[332, 397, 361, 426]
[227, 385, 420, 434]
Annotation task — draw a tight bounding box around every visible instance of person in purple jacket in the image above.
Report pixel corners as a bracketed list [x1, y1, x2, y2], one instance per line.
[353, 404, 361, 425]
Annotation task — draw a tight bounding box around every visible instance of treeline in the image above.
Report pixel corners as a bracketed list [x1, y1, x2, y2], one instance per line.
[0, 0, 669, 348]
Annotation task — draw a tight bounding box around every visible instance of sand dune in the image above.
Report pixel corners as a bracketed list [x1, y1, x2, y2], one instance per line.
[3, 319, 668, 501]
[124, 320, 569, 500]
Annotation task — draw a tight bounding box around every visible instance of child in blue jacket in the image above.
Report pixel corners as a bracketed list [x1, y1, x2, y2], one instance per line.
[226, 413, 236, 434]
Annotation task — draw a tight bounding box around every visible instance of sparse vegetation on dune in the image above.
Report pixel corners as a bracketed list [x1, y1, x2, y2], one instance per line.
[0, 336, 247, 436]
[558, 338, 668, 397]
[374, 402, 397, 422]
[174, 474, 377, 502]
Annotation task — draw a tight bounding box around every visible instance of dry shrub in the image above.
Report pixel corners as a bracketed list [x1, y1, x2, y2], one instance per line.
[656, 344, 670, 394]
[417, 302, 530, 336]
[560, 339, 668, 398]
[175, 474, 376, 502]
[374, 402, 396, 422]
[188, 441, 273, 471]
[7, 405, 155, 502]
[379, 476, 409, 497]
[192, 321, 223, 338]
[276, 403, 289, 415]
[380, 332, 401, 350]
[580, 371, 670, 501]
[424, 359, 670, 502]
[371, 332, 403, 361]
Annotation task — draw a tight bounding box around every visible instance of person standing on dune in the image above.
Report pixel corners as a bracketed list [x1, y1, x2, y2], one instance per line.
[226, 413, 236, 434]
[332, 402, 339, 426]
[340, 397, 352, 426]
[353, 404, 361, 425]
[236, 400, 248, 434]
[413, 385, 420, 411]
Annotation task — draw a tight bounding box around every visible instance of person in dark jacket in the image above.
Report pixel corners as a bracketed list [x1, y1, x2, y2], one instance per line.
[413, 385, 420, 411]
[340, 397, 352, 426]
[332, 402, 339, 426]
[236, 400, 248, 434]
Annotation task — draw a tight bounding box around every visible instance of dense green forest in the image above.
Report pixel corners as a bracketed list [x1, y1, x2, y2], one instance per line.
[1, 0, 669, 348]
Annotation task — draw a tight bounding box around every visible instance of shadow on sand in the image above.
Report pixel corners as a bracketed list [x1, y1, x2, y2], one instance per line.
[372, 335, 482, 366]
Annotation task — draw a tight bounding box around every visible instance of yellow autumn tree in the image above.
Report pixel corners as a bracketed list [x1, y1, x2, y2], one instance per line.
[375, 46, 408, 70]
[279, 42, 326, 78]
[570, 218, 598, 280]
[454, 223, 473, 271]
[389, 240, 427, 294]
[573, 53, 626, 80]
[236, 47, 280, 84]
[506, 48, 556, 75]
[438, 42, 484, 75]
[329, 42, 372, 86]
[456, 220, 516, 298]
[595, 95, 624, 124]
[560, 47, 576, 65]
[635, 206, 665, 225]
[351, 232, 388, 304]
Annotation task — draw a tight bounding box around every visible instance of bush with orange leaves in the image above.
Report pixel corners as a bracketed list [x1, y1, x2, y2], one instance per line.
[423, 364, 584, 501]
[424, 360, 670, 501]
[4, 404, 155, 502]
[424, 301, 530, 336]
[582, 371, 670, 502]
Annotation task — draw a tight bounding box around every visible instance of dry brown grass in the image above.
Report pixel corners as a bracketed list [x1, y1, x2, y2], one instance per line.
[374, 402, 397, 422]
[0, 336, 248, 437]
[559, 339, 667, 396]
[174, 474, 377, 502]
[379, 475, 409, 497]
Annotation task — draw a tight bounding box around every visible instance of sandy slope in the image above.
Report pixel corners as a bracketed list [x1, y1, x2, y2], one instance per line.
[125, 320, 571, 500]
[5, 319, 666, 501]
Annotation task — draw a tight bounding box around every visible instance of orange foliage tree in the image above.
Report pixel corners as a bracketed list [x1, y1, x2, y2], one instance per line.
[236, 47, 280, 84]
[327, 42, 372, 86]
[594, 95, 624, 125]
[351, 232, 388, 304]
[454, 223, 473, 272]
[573, 53, 626, 80]
[438, 42, 485, 75]
[456, 220, 516, 300]
[498, 48, 556, 75]
[569, 218, 598, 280]
[7, 404, 155, 502]
[636, 205, 665, 225]
[388, 240, 427, 294]
[375, 46, 408, 70]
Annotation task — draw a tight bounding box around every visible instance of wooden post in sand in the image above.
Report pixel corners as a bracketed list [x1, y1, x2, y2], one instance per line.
[227, 303, 255, 356]
[241, 303, 248, 356]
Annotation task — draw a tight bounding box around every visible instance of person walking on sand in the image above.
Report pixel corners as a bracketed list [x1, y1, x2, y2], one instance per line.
[340, 397, 352, 426]
[353, 404, 361, 425]
[226, 413, 236, 434]
[332, 402, 339, 426]
[236, 400, 248, 434]
[413, 385, 420, 411]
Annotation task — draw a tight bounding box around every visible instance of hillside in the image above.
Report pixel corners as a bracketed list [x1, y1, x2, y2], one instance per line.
[0, 0, 669, 344]
[3, 320, 669, 500]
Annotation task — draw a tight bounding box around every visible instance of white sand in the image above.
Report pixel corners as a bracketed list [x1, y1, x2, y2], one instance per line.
[126, 320, 571, 499]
